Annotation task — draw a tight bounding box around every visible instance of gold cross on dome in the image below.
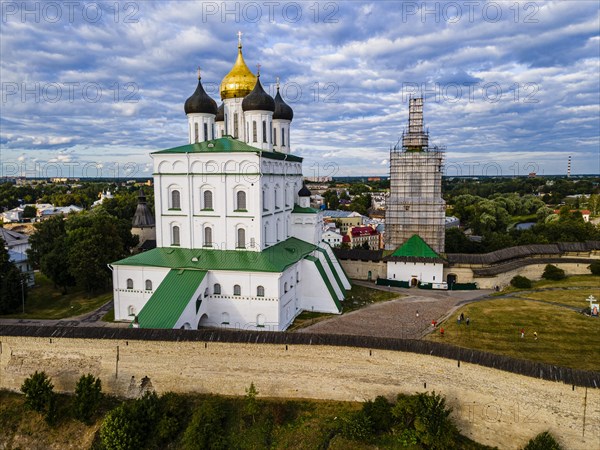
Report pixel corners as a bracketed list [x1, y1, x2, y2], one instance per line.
[256, 63, 261, 76]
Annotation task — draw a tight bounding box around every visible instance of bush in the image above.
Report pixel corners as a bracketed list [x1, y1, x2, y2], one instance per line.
[362, 395, 393, 434]
[181, 400, 229, 450]
[74, 374, 103, 423]
[522, 431, 563, 450]
[20, 371, 56, 423]
[542, 264, 566, 281]
[510, 275, 532, 289]
[588, 260, 600, 276]
[340, 411, 373, 441]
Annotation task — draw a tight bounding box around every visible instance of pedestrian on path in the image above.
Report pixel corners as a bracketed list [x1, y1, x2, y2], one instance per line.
[416, 310, 419, 318]
[440, 327, 445, 337]
[466, 317, 470, 326]
[520, 328, 525, 339]
[534, 331, 538, 340]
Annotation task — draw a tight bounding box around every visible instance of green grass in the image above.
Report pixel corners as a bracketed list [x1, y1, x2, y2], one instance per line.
[288, 284, 401, 331]
[101, 307, 115, 322]
[427, 298, 600, 371]
[519, 288, 599, 308]
[493, 274, 599, 296]
[1, 273, 112, 320]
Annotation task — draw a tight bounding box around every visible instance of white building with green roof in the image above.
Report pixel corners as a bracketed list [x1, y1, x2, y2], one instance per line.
[110, 38, 350, 331]
[385, 235, 445, 288]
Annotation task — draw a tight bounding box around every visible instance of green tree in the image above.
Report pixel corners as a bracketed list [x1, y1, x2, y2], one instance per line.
[244, 382, 259, 424]
[362, 395, 393, 434]
[542, 264, 566, 281]
[22, 205, 37, 219]
[588, 260, 600, 276]
[511, 275, 532, 289]
[20, 371, 56, 424]
[66, 210, 131, 294]
[182, 400, 228, 450]
[74, 374, 103, 423]
[521, 431, 563, 450]
[0, 244, 26, 314]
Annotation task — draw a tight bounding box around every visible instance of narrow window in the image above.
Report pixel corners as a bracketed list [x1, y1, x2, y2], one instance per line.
[211, 124, 215, 139]
[203, 123, 208, 141]
[236, 191, 246, 210]
[203, 190, 213, 210]
[171, 190, 181, 209]
[262, 120, 267, 143]
[225, 114, 228, 134]
[246, 122, 249, 142]
[284, 282, 288, 293]
[237, 228, 246, 248]
[145, 279, 152, 291]
[269, 123, 272, 144]
[233, 285, 241, 296]
[233, 112, 239, 138]
[273, 128, 277, 146]
[204, 288, 209, 298]
[262, 190, 267, 211]
[252, 121, 257, 142]
[196, 297, 202, 313]
[172, 225, 180, 246]
[282, 128, 285, 147]
[128, 305, 136, 316]
[126, 278, 133, 289]
[204, 227, 213, 247]
[256, 314, 265, 327]
[221, 312, 230, 324]
[214, 283, 221, 295]
[194, 123, 199, 143]
[257, 285, 265, 297]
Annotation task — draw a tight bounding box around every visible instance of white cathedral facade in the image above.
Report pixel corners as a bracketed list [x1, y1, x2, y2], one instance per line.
[110, 37, 350, 331]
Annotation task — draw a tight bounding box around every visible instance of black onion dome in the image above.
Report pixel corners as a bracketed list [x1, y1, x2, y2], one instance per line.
[298, 185, 311, 197]
[215, 102, 224, 122]
[184, 78, 218, 115]
[273, 88, 293, 121]
[242, 76, 275, 112]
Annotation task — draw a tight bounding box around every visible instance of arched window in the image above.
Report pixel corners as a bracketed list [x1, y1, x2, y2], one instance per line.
[252, 121, 257, 142]
[256, 314, 265, 327]
[126, 279, 133, 289]
[264, 223, 268, 247]
[171, 190, 181, 209]
[262, 120, 267, 143]
[233, 284, 241, 296]
[257, 285, 265, 297]
[221, 312, 230, 324]
[284, 282, 288, 293]
[237, 228, 246, 248]
[204, 226, 213, 247]
[172, 225, 180, 246]
[196, 296, 202, 313]
[274, 186, 280, 209]
[194, 123, 198, 143]
[233, 112, 239, 138]
[203, 123, 208, 141]
[236, 191, 247, 210]
[262, 190, 267, 211]
[203, 190, 213, 210]
[213, 283, 221, 295]
[128, 305, 136, 316]
[273, 128, 277, 146]
[204, 287, 209, 298]
[282, 128, 285, 147]
[145, 279, 152, 291]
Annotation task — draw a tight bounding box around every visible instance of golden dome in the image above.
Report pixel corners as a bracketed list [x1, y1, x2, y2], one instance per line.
[220, 42, 257, 100]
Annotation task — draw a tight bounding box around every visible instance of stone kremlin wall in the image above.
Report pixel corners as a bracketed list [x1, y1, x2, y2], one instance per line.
[1, 332, 598, 450]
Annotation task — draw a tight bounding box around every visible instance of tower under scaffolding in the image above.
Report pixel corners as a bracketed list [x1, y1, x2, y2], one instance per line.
[385, 97, 446, 253]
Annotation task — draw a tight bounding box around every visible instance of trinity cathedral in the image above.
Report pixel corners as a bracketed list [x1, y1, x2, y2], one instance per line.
[111, 36, 350, 331]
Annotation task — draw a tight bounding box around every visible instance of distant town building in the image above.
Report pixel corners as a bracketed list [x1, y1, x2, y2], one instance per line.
[322, 230, 343, 248]
[0, 228, 34, 286]
[346, 225, 380, 249]
[92, 190, 114, 207]
[385, 235, 444, 287]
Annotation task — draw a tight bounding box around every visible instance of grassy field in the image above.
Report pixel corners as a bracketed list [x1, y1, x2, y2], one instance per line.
[427, 297, 600, 371]
[288, 283, 401, 331]
[518, 288, 598, 308]
[491, 274, 599, 296]
[1, 273, 111, 320]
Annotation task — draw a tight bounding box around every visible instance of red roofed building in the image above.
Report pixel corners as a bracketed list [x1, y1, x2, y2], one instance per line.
[347, 226, 381, 250]
[552, 209, 591, 222]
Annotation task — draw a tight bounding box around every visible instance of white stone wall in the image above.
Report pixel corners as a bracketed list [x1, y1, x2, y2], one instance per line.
[387, 260, 443, 284]
[187, 113, 216, 144]
[272, 119, 291, 152]
[112, 265, 171, 321]
[243, 110, 273, 151]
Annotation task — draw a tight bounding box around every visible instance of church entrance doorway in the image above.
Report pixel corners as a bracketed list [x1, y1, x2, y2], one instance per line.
[410, 277, 418, 287]
[198, 314, 210, 329]
[447, 273, 457, 287]
[367, 270, 372, 281]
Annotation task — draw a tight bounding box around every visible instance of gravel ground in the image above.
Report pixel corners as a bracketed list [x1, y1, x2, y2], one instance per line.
[298, 282, 493, 339]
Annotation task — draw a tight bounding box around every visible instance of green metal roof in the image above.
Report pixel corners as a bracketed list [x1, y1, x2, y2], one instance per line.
[391, 235, 440, 259]
[152, 136, 303, 162]
[292, 204, 319, 214]
[113, 237, 316, 273]
[137, 269, 206, 329]
[315, 247, 346, 294]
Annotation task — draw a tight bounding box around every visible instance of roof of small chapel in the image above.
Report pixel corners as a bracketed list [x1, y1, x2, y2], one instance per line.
[152, 136, 302, 162]
[385, 235, 445, 264]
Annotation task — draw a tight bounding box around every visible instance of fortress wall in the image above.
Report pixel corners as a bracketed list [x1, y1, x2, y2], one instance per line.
[471, 262, 593, 288]
[1, 335, 598, 450]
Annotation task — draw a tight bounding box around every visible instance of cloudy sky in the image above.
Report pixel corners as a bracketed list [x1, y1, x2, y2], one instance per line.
[1, 1, 599, 178]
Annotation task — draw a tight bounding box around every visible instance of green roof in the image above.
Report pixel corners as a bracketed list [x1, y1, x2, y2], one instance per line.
[292, 204, 318, 214]
[152, 136, 302, 162]
[391, 235, 440, 259]
[113, 237, 316, 273]
[138, 269, 206, 329]
[315, 247, 345, 294]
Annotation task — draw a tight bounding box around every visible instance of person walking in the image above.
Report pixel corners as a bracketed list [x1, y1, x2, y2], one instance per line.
[520, 328, 525, 339]
[466, 317, 470, 326]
